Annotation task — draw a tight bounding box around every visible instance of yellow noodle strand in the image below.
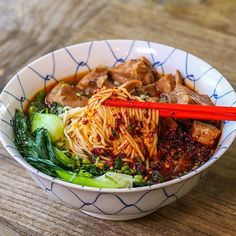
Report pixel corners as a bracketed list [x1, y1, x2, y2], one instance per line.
[63, 88, 159, 168]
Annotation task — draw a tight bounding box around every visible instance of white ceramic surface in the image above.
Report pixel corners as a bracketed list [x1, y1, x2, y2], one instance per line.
[0, 40, 235, 220]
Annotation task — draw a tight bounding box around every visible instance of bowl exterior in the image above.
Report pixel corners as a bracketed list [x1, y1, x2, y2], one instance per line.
[0, 40, 235, 220]
[30, 170, 206, 220]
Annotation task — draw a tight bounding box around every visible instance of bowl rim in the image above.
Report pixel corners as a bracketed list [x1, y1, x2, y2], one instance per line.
[1, 39, 236, 193]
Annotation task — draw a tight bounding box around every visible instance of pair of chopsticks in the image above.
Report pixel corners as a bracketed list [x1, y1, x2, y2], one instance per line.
[103, 99, 236, 121]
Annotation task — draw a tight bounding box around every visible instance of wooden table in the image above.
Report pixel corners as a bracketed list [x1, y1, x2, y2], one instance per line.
[0, 1, 235, 235]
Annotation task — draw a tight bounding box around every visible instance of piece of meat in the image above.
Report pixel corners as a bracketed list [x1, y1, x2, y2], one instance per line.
[153, 70, 161, 81]
[159, 93, 178, 103]
[118, 79, 142, 91]
[192, 121, 221, 146]
[156, 74, 176, 94]
[46, 83, 88, 108]
[110, 56, 155, 85]
[77, 66, 114, 95]
[135, 82, 158, 97]
[169, 84, 214, 105]
[175, 70, 183, 84]
[142, 82, 158, 97]
[135, 74, 176, 97]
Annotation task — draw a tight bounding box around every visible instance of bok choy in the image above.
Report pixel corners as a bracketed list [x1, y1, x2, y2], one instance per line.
[13, 109, 133, 188]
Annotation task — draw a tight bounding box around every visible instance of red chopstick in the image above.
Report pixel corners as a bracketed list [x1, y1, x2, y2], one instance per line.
[103, 99, 236, 121]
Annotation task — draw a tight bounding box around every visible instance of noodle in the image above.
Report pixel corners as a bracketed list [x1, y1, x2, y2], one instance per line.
[61, 88, 159, 168]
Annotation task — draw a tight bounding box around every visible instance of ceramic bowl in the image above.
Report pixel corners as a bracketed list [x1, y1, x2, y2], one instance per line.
[0, 40, 235, 220]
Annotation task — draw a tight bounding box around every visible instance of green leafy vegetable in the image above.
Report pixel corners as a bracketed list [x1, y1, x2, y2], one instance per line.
[34, 128, 63, 166]
[157, 96, 169, 103]
[95, 172, 133, 188]
[31, 113, 64, 142]
[56, 170, 133, 188]
[76, 92, 81, 97]
[14, 109, 39, 158]
[53, 146, 76, 169]
[13, 109, 137, 189]
[120, 165, 135, 175]
[111, 128, 120, 138]
[26, 156, 59, 177]
[28, 92, 46, 118]
[81, 149, 97, 163]
[133, 175, 149, 187]
[82, 158, 91, 164]
[80, 164, 102, 177]
[140, 94, 147, 101]
[114, 156, 122, 170]
[82, 149, 92, 158]
[14, 110, 72, 167]
[34, 128, 52, 160]
[49, 102, 65, 116]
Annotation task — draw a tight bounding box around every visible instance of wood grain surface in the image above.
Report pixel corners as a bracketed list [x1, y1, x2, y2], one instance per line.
[0, 0, 235, 235]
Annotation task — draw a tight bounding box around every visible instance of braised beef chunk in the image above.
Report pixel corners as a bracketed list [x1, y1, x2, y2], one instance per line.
[155, 69, 213, 105]
[46, 83, 88, 108]
[159, 93, 177, 103]
[134, 74, 176, 97]
[118, 79, 142, 91]
[175, 69, 183, 84]
[135, 82, 159, 97]
[168, 84, 214, 105]
[110, 56, 155, 85]
[77, 66, 114, 95]
[142, 82, 159, 97]
[192, 121, 221, 146]
[156, 74, 176, 94]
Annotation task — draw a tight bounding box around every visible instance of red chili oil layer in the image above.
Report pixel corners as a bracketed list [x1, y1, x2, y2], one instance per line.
[150, 122, 218, 183]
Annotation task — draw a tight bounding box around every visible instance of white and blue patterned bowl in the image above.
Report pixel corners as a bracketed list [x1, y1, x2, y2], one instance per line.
[0, 40, 236, 220]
